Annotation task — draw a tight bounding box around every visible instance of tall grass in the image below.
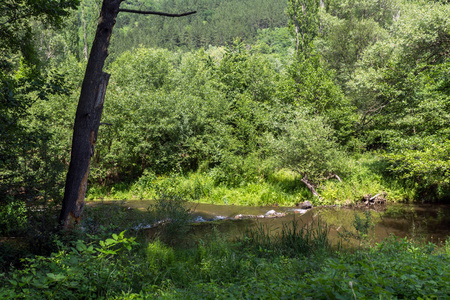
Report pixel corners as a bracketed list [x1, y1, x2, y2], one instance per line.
[86, 152, 415, 206]
[320, 152, 414, 205]
[238, 217, 333, 257]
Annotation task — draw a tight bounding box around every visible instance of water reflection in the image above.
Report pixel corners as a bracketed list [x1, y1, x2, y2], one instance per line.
[88, 200, 450, 244]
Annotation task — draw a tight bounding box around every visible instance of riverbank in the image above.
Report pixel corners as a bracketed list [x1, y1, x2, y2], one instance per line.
[1, 216, 450, 299]
[86, 154, 415, 207]
[3, 196, 450, 298]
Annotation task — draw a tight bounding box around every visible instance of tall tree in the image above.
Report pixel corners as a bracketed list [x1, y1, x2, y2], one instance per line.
[286, 0, 321, 57]
[59, 0, 195, 229]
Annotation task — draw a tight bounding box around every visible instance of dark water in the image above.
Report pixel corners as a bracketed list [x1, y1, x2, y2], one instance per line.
[91, 200, 450, 244]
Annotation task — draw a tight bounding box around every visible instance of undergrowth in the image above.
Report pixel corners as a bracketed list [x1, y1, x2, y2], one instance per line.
[1, 220, 449, 299]
[87, 153, 412, 207]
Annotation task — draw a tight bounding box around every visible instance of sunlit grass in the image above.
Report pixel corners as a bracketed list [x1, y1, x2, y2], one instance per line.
[87, 153, 414, 207]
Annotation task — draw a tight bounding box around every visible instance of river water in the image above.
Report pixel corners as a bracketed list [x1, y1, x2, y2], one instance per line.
[91, 200, 450, 245]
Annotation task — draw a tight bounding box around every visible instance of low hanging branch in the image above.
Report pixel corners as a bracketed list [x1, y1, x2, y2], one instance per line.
[118, 9, 196, 17]
[59, 0, 196, 229]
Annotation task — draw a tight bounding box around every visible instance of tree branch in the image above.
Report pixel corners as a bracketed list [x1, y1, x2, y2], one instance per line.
[119, 9, 196, 17]
[300, 177, 322, 200]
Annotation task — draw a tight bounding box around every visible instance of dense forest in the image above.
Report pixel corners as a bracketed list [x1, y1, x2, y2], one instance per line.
[1, 0, 450, 298]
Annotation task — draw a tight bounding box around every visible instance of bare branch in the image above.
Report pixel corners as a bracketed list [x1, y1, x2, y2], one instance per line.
[301, 177, 322, 200]
[325, 174, 342, 182]
[119, 9, 197, 17]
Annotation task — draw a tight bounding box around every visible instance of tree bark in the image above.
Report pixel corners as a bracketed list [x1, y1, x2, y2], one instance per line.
[59, 0, 122, 229]
[59, 1, 196, 229]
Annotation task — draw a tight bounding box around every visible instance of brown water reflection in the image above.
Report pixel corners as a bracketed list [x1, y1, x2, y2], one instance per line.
[90, 200, 450, 245]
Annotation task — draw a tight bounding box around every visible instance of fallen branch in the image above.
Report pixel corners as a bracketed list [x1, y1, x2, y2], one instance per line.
[325, 174, 342, 182]
[301, 177, 322, 200]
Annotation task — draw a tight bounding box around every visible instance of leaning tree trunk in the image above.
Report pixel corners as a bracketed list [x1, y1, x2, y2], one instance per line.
[59, 0, 195, 229]
[59, 0, 122, 229]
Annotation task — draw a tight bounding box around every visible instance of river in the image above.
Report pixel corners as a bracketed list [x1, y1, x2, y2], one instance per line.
[88, 200, 450, 245]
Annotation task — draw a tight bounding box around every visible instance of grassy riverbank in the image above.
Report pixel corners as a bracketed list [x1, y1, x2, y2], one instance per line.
[1, 217, 450, 299]
[87, 154, 414, 207]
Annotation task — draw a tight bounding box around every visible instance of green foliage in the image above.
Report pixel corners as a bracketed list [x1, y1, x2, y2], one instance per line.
[267, 109, 347, 186]
[0, 0, 79, 225]
[286, 0, 320, 58]
[344, 1, 450, 198]
[383, 137, 450, 200]
[0, 231, 138, 299]
[349, 1, 450, 140]
[318, 0, 394, 84]
[0, 0, 79, 61]
[219, 40, 279, 104]
[3, 0, 450, 297]
[92, 45, 285, 187]
[0, 199, 27, 235]
[254, 27, 294, 58]
[106, 0, 288, 56]
[281, 53, 356, 143]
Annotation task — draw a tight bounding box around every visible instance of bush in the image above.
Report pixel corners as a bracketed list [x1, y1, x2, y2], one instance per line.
[0, 231, 138, 299]
[0, 200, 27, 235]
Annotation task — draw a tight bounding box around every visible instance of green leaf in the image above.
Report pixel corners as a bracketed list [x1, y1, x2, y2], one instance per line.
[105, 238, 116, 245]
[46, 273, 66, 282]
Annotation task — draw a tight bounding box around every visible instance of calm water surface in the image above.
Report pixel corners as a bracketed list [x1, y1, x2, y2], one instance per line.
[93, 200, 450, 244]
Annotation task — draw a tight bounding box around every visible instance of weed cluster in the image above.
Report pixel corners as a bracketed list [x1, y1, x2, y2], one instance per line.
[238, 218, 332, 258]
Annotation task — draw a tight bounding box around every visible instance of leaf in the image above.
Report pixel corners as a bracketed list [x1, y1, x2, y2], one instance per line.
[98, 249, 117, 255]
[46, 273, 66, 281]
[76, 242, 87, 252]
[105, 238, 116, 245]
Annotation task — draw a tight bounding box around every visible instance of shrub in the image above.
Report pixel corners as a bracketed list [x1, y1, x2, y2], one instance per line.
[0, 231, 138, 299]
[0, 199, 27, 235]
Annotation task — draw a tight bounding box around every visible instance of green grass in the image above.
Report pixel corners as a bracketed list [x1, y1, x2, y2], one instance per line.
[87, 153, 414, 207]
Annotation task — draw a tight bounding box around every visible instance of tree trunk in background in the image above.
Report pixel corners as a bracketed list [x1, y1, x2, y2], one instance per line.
[81, 5, 89, 61]
[59, 0, 122, 229]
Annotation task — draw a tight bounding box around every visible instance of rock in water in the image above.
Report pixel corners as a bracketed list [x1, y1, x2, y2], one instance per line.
[301, 201, 313, 209]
